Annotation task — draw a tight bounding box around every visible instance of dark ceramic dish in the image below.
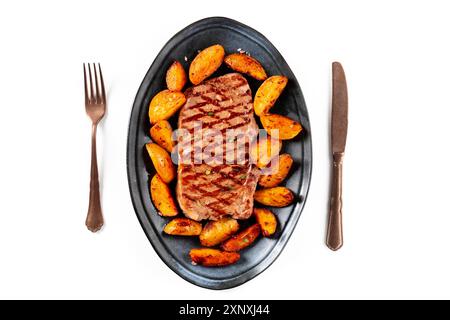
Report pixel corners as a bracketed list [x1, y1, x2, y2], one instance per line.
[127, 17, 312, 290]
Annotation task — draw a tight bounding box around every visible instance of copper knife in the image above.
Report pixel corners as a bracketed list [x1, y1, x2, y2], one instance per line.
[326, 62, 348, 251]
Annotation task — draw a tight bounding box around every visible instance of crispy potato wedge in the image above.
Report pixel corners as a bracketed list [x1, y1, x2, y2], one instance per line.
[254, 76, 288, 116]
[163, 218, 202, 236]
[189, 44, 225, 85]
[166, 61, 187, 91]
[189, 248, 240, 267]
[224, 53, 267, 80]
[221, 224, 261, 252]
[149, 89, 186, 124]
[254, 187, 294, 207]
[150, 120, 175, 153]
[250, 136, 282, 168]
[260, 113, 302, 140]
[145, 143, 176, 183]
[254, 208, 277, 237]
[259, 153, 294, 187]
[199, 217, 239, 247]
[150, 174, 178, 216]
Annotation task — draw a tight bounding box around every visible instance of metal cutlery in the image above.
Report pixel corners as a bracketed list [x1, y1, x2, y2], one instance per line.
[326, 62, 348, 251]
[83, 63, 106, 232]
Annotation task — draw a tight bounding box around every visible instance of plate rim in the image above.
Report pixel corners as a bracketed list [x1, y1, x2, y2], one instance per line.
[126, 16, 313, 290]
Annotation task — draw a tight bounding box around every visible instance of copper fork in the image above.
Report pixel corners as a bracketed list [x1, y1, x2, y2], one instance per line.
[83, 63, 106, 232]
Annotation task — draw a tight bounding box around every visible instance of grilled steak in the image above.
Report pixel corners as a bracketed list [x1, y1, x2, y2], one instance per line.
[176, 73, 260, 221]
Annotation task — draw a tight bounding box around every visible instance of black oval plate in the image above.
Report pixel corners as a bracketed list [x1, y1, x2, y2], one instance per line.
[127, 17, 312, 290]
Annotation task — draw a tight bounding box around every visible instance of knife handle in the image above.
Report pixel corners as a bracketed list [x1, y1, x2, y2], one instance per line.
[326, 152, 344, 251]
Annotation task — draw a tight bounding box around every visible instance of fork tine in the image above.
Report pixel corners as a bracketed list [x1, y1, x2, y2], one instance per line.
[83, 63, 89, 104]
[93, 64, 101, 103]
[88, 63, 95, 103]
[98, 63, 106, 104]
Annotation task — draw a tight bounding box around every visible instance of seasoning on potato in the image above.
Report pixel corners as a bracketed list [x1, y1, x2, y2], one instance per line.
[254, 76, 288, 116]
[254, 208, 277, 237]
[189, 44, 225, 85]
[224, 53, 267, 80]
[259, 153, 294, 187]
[250, 135, 282, 168]
[150, 174, 178, 216]
[260, 113, 302, 140]
[150, 120, 175, 153]
[254, 187, 295, 207]
[189, 248, 240, 267]
[145, 143, 176, 183]
[199, 217, 239, 247]
[221, 224, 261, 252]
[166, 61, 187, 91]
[163, 218, 202, 236]
[149, 89, 186, 124]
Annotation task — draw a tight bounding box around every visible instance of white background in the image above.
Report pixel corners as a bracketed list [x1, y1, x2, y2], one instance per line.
[0, 0, 449, 300]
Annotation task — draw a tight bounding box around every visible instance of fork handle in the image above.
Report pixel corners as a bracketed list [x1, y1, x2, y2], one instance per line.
[326, 152, 344, 251]
[86, 123, 104, 232]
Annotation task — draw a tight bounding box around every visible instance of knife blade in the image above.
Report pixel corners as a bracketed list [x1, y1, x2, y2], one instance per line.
[331, 62, 348, 154]
[326, 61, 348, 251]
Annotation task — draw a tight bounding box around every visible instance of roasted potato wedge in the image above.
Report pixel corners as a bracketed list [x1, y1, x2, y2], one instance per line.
[254, 208, 277, 237]
[163, 218, 202, 236]
[150, 174, 178, 216]
[254, 187, 294, 207]
[150, 120, 175, 153]
[221, 224, 261, 252]
[189, 248, 240, 267]
[259, 154, 294, 187]
[189, 44, 225, 85]
[254, 76, 288, 116]
[145, 143, 176, 183]
[260, 113, 302, 140]
[199, 217, 239, 247]
[224, 53, 267, 80]
[250, 136, 282, 168]
[166, 60, 187, 91]
[149, 89, 186, 124]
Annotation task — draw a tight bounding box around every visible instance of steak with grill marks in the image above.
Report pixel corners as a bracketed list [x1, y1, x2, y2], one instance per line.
[176, 73, 260, 221]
